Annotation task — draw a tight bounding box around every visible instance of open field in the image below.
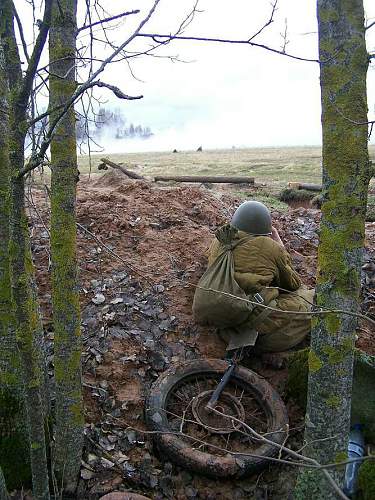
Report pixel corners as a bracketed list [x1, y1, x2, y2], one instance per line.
[79, 145, 375, 188]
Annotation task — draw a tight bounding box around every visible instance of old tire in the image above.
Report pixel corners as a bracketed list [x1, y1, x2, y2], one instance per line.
[145, 358, 288, 478]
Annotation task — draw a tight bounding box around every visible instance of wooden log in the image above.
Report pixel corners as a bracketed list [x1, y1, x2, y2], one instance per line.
[99, 158, 145, 180]
[154, 175, 255, 184]
[288, 182, 322, 191]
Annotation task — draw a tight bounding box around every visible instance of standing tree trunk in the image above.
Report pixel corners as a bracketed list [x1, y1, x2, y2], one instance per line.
[49, 0, 83, 492]
[0, 43, 14, 391]
[0, 41, 30, 491]
[295, 1, 370, 498]
[0, 1, 52, 498]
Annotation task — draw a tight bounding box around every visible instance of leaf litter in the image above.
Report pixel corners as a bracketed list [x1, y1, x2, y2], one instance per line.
[26, 171, 375, 499]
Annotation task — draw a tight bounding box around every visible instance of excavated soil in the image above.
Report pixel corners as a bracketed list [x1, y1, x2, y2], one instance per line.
[26, 171, 375, 499]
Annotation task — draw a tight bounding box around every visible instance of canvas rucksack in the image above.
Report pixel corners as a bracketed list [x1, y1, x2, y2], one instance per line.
[192, 224, 254, 327]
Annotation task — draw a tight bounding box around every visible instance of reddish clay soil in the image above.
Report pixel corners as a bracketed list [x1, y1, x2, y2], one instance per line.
[25, 171, 375, 499]
[29, 170, 374, 354]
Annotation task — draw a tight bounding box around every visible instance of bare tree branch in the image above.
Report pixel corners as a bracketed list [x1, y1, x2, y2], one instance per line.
[210, 407, 350, 500]
[77, 9, 140, 33]
[28, 103, 65, 127]
[20, 0, 53, 106]
[248, 0, 278, 42]
[27, 80, 141, 137]
[105, 413, 374, 500]
[280, 17, 290, 52]
[12, 2, 30, 63]
[19, 0, 162, 178]
[83, 80, 143, 100]
[135, 33, 320, 63]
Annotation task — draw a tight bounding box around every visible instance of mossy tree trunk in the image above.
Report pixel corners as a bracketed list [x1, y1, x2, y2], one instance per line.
[0, 40, 31, 492]
[0, 42, 15, 499]
[49, 0, 83, 492]
[295, 1, 371, 498]
[0, 1, 52, 498]
[0, 39, 17, 395]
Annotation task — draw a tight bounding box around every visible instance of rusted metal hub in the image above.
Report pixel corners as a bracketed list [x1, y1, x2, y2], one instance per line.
[191, 390, 245, 434]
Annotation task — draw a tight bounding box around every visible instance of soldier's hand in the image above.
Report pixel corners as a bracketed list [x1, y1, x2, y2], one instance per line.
[271, 226, 284, 247]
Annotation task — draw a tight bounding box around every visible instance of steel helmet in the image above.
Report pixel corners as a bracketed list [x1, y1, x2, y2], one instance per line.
[231, 200, 272, 235]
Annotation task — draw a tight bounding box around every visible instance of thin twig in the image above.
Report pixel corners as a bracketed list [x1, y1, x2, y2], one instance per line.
[328, 94, 375, 126]
[248, 0, 278, 42]
[107, 414, 374, 473]
[191, 284, 375, 327]
[210, 407, 349, 500]
[12, 3, 30, 63]
[77, 10, 140, 33]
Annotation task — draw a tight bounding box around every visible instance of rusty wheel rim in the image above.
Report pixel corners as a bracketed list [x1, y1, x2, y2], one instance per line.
[165, 373, 269, 456]
[191, 390, 245, 434]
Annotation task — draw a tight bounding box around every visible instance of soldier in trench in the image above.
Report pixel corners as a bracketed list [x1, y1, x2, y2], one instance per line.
[194, 200, 314, 363]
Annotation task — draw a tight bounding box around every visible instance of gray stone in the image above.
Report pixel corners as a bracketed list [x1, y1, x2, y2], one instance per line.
[151, 412, 163, 424]
[92, 293, 106, 305]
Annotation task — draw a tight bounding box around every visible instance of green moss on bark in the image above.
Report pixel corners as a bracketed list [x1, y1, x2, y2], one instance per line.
[308, 349, 323, 373]
[296, 0, 370, 496]
[325, 395, 341, 408]
[0, 389, 31, 490]
[334, 451, 347, 463]
[49, 0, 83, 492]
[322, 338, 354, 364]
[358, 460, 375, 500]
[287, 349, 375, 441]
[0, 36, 28, 494]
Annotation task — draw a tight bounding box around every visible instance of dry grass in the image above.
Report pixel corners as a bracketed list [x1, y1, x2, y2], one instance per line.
[78, 145, 375, 188]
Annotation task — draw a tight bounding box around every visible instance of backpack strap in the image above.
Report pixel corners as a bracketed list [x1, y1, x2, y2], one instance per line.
[215, 224, 254, 251]
[250, 299, 277, 328]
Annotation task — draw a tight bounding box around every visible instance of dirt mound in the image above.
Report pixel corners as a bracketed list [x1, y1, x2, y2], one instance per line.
[26, 176, 375, 499]
[75, 181, 231, 326]
[28, 179, 374, 351]
[92, 169, 135, 188]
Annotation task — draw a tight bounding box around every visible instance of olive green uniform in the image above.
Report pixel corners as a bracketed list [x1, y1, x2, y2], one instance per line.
[208, 230, 314, 352]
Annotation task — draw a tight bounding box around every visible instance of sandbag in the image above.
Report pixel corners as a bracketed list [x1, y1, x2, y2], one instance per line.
[192, 224, 253, 327]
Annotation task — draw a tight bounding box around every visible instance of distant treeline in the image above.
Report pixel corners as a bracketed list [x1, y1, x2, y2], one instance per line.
[32, 107, 153, 143]
[77, 107, 153, 141]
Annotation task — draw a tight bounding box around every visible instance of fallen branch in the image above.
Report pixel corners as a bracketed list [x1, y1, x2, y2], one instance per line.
[99, 157, 145, 180]
[288, 182, 322, 191]
[154, 175, 255, 184]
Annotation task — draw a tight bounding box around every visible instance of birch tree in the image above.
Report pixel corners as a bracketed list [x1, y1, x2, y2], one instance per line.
[295, 1, 371, 497]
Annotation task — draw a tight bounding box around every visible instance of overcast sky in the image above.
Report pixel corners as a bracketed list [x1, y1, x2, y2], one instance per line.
[15, 0, 375, 152]
[92, 0, 375, 152]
